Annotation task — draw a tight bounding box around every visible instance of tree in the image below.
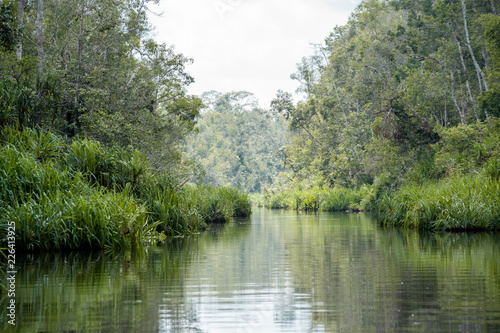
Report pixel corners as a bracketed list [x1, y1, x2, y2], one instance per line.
[184, 91, 289, 193]
[0, 1, 17, 51]
[479, 13, 500, 117]
[274, 0, 498, 188]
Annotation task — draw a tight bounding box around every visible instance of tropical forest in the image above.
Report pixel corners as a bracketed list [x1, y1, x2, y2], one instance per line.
[0, 0, 500, 331]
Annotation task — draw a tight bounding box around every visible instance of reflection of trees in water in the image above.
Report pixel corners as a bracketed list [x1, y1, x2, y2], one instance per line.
[0, 239, 201, 332]
[0, 219, 254, 332]
[280, 213, 500, 332]
[2, 213, 500, 332]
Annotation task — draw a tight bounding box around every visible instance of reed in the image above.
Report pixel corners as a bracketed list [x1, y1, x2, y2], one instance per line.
[65, 138, 116, 187]
[134, 172, 204, 235]
[320, 187, 367, 212]
[0, 126, 64, 162]
[0, 137, 154, 251]
[188, 185, 252, 223]
[263, 186, 367, 212]
[0, 126, 252, 251]
[376, 173, 500, 231]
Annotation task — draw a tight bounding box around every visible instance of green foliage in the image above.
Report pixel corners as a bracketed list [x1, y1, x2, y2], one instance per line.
[479, 13, 500, 117]
[479, 90, 500, 117]
[0, 1, 16, 51]
[184, 91, 289, 193]
[0, 76, 35, 127]
[189, 185, 252, 223]
[433, 118, 500, 176]
[262, 183, 368, 212]
[8, 188, 147, 251]
[271, 0, 499, 191]
[0, 139, 146, 251]
[321, 187, 367, 212]
[377, 173, 500, 231]
[0, 127, 252, 251]
[261, 1, 500, 232]
[134, 172, 205, 236]
[0, 0, 203, 175]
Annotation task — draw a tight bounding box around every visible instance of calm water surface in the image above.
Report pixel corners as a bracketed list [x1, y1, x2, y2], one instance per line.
[2, 208, 500, 332]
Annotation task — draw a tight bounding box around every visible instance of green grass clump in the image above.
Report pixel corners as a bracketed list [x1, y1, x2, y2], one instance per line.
[376, 173, 500, 231]
[262, 186, 368, 212]
[0, 142, 149, 251]
[189, 185, 252, 223]
[135, 172, 205, 236]
[9, 189, 147, 251]
[0, 126, 252, 251]
[320, 187, 367, 212]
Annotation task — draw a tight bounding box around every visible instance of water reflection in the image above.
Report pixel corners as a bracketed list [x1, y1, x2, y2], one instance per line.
[1, 209, 499, 332]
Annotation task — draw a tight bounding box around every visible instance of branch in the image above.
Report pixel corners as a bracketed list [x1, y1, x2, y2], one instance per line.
[364, 65, 382, 77]
[175, 178, 190, 191]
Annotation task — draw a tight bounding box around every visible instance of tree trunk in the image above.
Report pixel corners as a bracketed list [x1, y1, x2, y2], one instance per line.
[490, 0, 497, 15]
[451, 23, 479, 121]
[461, 0, 488, 92]
[36, 0, 44, 80]
[450, 70, 465, 125]
[16, 0, 25, 60]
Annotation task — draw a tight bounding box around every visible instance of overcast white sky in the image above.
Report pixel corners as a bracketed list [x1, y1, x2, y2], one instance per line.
[148, 0, 361, 108]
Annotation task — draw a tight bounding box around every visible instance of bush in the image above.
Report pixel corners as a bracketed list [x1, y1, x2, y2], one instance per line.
[262, 185, 368, 212]
[189, 185, 252, 223]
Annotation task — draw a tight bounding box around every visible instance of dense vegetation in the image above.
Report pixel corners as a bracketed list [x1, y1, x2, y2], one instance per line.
[184, 91, 289, 193]
[0, 127, 251, 251]
[265, 0, 500, 230]
[0, 0, 202, 175]
[1, 0, 499, 253]
[0, 0, 251, 251]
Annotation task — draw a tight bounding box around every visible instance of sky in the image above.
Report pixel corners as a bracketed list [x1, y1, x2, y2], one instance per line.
[148, 0, 362, 108]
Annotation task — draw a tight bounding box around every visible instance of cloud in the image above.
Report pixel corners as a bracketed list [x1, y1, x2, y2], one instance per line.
[148, 0, 361, 108]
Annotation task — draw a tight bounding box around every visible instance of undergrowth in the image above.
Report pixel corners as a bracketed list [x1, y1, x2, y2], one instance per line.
[0, 127, 251, 251]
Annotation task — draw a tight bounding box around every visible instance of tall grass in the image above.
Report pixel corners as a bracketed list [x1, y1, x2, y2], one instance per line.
[0, 127, 252, 251]
[135, 172, 205, 235]
[189, 185, 252, 223]
[262, 186, 368, 212]
[376, 173, 500, 231]
[321, 187, 367, 212]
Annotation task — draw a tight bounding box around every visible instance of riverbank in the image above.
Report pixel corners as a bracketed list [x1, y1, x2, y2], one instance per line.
[376, 172, 500, 230]
[259, 163, 500, 231]
[0, 127, 251, 251]
[258, 186, 370, 212]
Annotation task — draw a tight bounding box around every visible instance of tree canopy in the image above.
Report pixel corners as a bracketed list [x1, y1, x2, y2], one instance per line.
[184, 91, 289, 193]
[272, 0, 500, 188]
[0, 0, 202, 173]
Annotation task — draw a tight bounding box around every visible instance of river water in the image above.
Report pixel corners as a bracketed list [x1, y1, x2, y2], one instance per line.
[3, 208, 500, 332]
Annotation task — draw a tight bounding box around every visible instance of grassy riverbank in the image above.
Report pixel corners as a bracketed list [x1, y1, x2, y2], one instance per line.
[376, 171, 500, 231]
[260, 117, 500, 231]
[0, 127, 251, 251]
[260, 160, 499, 231]
[260, 186, 370, 212]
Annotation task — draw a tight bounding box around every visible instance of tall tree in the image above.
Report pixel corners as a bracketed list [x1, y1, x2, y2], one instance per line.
[35, 0, 43, 78]
[0, 0, 202, 174]
[16, 0, 25, 60]
[275, 0, 499, 187]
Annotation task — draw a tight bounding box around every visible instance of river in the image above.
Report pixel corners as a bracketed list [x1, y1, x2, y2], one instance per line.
[3, 208, 500, 332]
